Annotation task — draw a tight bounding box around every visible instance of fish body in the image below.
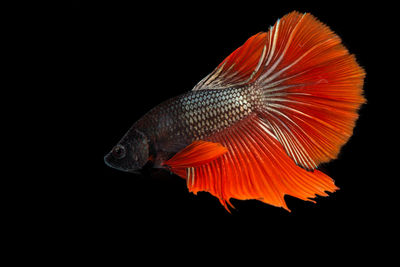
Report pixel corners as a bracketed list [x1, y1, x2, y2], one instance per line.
[104, 11, 365, 211]
[132, 86, 258, 165]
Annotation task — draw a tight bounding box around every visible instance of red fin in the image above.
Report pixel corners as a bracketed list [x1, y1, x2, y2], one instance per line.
[256, 12, 365, 169]
[193, 11, 365, 170]
[193, 32, 268, 90]
[163, 141, 228, 178]
[186, 114, 339, 212]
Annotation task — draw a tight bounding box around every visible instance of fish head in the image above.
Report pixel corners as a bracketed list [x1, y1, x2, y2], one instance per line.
[104, 129, 149, 173]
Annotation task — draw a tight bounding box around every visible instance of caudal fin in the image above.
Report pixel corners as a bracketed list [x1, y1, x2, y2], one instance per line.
[255, 12, 365, 169]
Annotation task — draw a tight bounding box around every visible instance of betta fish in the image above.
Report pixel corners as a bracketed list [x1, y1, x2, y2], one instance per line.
[104, 11, 365, 211]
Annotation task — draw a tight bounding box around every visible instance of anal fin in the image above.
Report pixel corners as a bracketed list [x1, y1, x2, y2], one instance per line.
[187, 114, 338, 212]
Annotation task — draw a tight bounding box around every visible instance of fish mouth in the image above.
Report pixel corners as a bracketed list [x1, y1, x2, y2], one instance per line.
[104, 154, 117, 169]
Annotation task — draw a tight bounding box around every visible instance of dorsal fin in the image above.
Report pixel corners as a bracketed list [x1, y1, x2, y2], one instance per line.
[192, 32, 268, 90]
[192, 12, 310, 91]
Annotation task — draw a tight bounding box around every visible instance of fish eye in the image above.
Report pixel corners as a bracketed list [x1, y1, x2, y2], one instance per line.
[112, 145, 126, 159]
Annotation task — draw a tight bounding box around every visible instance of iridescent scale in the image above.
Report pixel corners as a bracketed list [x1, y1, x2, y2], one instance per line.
[177, 86, 261, 139]
[136, 86, 262, 150]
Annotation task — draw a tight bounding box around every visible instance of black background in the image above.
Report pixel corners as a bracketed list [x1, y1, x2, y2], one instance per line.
[67, 3, 392, 260]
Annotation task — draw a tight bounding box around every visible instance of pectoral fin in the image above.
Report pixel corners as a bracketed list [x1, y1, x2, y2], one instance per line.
[162, 140, 228, 178]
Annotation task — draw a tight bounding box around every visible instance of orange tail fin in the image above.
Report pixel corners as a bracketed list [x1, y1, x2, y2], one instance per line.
[256, 12, 365, 169]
